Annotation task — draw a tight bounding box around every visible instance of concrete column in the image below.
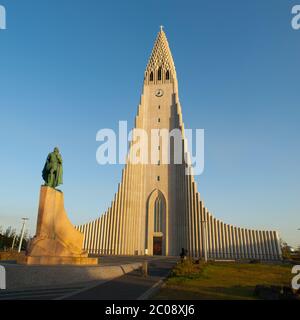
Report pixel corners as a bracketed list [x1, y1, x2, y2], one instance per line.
[93, 220, 98, 254]
[109, 199, 115, 255]
[232, 227, 237, 259]
[120, 166, 129, 255]
[256, 231, 262, 260]
[251, 230, 258, 259]
[263, 231, 270, 260]
[244, 228, 249, 259]
[95, 218, 100, 255]
[202, 208, 208, 262]
[270, 231, 277, 260]
[220, 222, 225, 259]
[86, 223, 91, 252]
[226, 224, 232, 259]
[232, 225, 237, 259]
[246, 229, 252, 259]
[242, 229, 248, 259]
[235, 227, 242, 259]
[183, 174, 189, 253]
[90, 220, 96, 254]
[100, 215, 105, 254]
[100, 217, 105, 254]
[208, 213, 213, 259]
[266, 231, 274, 260]
[264, 231, 270, 260]
[190, 182, 196, 257]
[108, 209, 112, 255]
[238, 228, 244, 259]
[194, 193, 200, 258]
[274, 231, 282, 259]
[112, 197, 118, 255]
[199, 202, 204, 258]
[95, 220, 100, 255]
[247, 229, 252, 259]
[271, 231, 278, 260]
[226, 224, 230, 259]
[93, 219, 98, 255]
[231, 225, 236, 259]
[261, 231, 267, 260]
[124, 164, 133, 255]
[219, 221, 224, 259]
[132, 167, 138, 255]
[209, 214, 214, 259]
[187, 175, 192, 256]
[119, 172, 126, 255]
[250, 230, 256, 259]
[260, 231, 267, 260]
[85, 223, 91, 253]
[97, 217, 101, 254]
[113, 190, 120, 255]
[115, 188, 122, 254]
[255, 230, 262, 260]
[87, 221, 92, 253]
[126, 166, 133, 255]
[256, 230, 262, 259]
[214, 218, 219, 259]
[116, 184, 123, 255]
[82, 224, 87, 251]
[104, 213, 109, 254]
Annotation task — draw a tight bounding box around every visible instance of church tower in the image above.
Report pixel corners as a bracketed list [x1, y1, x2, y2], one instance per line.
[77, 28, 282, 260]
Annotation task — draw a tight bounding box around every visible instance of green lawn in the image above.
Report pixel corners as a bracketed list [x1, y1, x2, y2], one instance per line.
[153, 260, 293, 300]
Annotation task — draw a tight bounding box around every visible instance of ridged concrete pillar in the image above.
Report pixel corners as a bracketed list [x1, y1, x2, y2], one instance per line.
[208, 214, 214, 259]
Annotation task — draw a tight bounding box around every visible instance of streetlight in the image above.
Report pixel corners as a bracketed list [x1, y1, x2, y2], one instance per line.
[11, 233, 17, 251]
[18, 218, 29, 253]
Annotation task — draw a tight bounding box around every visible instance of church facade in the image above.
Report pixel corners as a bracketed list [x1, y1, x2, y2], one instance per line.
[76, 29, 282, 260]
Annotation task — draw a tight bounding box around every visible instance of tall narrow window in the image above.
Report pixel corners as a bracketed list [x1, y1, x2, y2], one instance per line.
[158, 67, 162, 81]
[154, 196, 163, 232]
[150, 71, 154, 82]
[166, 70, 170, 80]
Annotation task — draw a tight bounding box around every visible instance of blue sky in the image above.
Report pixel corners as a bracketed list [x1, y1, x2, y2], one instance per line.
[0, 0, 299, 247]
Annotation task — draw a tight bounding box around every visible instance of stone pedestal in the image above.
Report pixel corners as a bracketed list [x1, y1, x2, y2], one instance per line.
[20, 186, 97, 265]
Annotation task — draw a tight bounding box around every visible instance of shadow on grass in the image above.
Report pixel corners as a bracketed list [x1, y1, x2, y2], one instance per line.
[154, 284, 257, 300]
[154, 260, 295, 300]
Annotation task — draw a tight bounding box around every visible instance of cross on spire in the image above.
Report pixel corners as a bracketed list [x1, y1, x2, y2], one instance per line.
[160, 25, 164, 32]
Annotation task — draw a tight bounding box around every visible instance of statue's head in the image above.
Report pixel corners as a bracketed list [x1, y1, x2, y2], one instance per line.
[54, 147, 59, 153]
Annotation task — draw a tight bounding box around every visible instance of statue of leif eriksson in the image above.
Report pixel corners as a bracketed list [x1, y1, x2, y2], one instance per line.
[42, 147, 63, 188]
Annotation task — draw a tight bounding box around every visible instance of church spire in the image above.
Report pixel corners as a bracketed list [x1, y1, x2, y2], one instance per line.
[145, 27, 177, 85]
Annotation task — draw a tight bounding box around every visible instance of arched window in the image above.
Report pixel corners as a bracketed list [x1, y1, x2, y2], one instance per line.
[158, 67, 162, 81]
[166, 70, 170, 80]
[154, 196, 163, 232]
[150, 71, 154, 82]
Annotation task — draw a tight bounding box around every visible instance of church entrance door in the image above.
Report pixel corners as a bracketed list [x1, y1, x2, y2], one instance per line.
[153, 237, 163, 255]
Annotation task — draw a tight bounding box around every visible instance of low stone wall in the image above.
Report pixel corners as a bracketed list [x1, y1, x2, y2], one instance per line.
[0, 262, 142, 290]
[0, 251, 24, 261]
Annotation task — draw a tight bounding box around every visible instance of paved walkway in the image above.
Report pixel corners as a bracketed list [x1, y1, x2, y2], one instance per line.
[0, 256, 178, 300]
[0, 285, 85, 300]
[63, 256, 177, 300]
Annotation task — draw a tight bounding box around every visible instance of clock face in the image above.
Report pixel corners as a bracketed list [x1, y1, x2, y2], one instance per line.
[155, 89, 164, 97]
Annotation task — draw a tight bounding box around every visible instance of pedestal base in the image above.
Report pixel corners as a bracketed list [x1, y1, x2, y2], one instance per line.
[22, 186, 97, 265]
[20, 255, 98, 265]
